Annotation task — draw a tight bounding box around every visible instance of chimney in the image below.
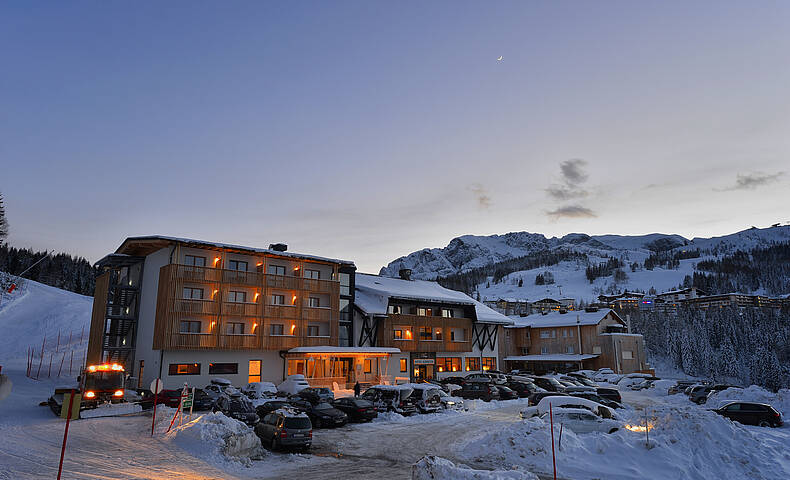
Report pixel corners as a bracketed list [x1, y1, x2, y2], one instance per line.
[399, 268, 412, 281]
[269, 243, 288, 252]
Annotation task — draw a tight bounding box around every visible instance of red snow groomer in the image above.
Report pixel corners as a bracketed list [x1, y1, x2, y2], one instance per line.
[48, 364, 141, 418]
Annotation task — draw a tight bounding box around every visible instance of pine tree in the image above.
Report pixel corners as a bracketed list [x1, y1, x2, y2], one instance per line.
[0, 192, 8, 245]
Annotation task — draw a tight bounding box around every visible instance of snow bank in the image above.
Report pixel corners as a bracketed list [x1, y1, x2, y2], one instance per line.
[707, 386, 790, 417]
[412, 456, 538, 480]
[164, 412, 264, 466]
[459, 404, 790, 480]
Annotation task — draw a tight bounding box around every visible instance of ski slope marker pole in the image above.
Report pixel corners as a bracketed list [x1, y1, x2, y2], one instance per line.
[549, 403, 557, 480]
[57, 389, 76, 480]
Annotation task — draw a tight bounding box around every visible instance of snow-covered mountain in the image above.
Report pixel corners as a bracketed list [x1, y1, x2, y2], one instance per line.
[380, 225, 790, 302]
[0, 275, 92, 369]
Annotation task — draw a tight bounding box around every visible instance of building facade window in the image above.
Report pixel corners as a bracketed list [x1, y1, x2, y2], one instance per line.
[179, 320, 201, 333]
[622, 350, 633, 359]
[307, 325, 319, 336]
[363, 359, 372, 373]
[418, 326, 432, 340]
[441, 309, 454, 318]
[183, 287, 204, 299]
[339, 272, 350, 296]
[184, 255, 206, 267]
[226, 322, 245, 335]
[433, 328, 443, 341]
[399, 358, 407, 372]
[248, 360, 261, 383]
[271, 294, 285, 305]
[393, 328, 403, 340]
[209, 363, 238, 375]
[308, 297, 321, 307]
[304, 269, 320, 280]
[465, 357, 480, 372]
[566, 345, 574, 354]
[436, 357, 461, 373]
[416, 307, 432, 316]
[387, 305, 403, 314]
[228, 291, 247, 303]
[593, 346, 602, 354]
[541, 346, 549, 354]
[482, 357, 496, 371]
[268, 265, 285, 276]
[540, 330, 550, 339]
[228, 260, 248, 271]
[270, 324, 284, 335]
[169, 363, 200, 375]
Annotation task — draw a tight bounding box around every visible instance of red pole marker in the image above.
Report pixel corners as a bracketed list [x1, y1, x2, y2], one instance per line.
[57, 389, 76, 480]
[151, 391, 159, 436]
[549, 403, 557, 480]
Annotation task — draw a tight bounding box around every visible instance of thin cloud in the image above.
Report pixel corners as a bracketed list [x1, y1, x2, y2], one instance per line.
[559, 158, 589, 185]
[547, 205, 597, 219]
[546, 158, 590, 200]
[468, 183, 492, 209]
[716, 172, 784, 191]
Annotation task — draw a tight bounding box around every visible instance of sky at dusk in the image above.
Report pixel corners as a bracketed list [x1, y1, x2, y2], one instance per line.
[2, 1, 789, 273]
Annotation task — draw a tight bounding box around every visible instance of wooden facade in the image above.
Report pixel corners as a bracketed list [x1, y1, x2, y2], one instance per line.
[153, 260, 341, 351]
[376, 313, 473, 353]
[86, 272, 111, 365]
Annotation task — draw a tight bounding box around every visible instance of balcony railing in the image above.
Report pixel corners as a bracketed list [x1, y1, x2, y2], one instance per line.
[169, 333, 217, 349]
[219, 334, 259, 349]
[265, 275, 302, 290]
[264, 304, 300, 319]
[222, 269, 262, 287]
[174, 298, 219, 315]
[222, 302, 260, 316]
[377, 314, 473, 352]
[303, 306, 333, 321]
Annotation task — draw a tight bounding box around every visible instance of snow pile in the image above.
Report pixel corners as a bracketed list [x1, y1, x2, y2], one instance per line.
[412, 456, 538, 480]
[164, 412, 264, 466]
[649, 379, 676, 396]
[459, 405, 790, 480]
[707, 386, 790, 416]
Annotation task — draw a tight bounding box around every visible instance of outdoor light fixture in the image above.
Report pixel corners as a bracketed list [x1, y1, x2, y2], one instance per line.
[290, 324, 296, 334]
[214, 257, 220, 265]
[254, 292, 260, 301]
[292, 295, 297, 304]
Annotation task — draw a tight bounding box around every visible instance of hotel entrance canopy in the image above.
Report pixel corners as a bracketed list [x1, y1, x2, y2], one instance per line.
[286, 347, 402, 389]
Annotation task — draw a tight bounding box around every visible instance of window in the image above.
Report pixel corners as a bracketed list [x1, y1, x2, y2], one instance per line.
[169, 363, 200, 375]
[622, 350, 633, 360]
[248, 360, 261, 383]
[482, 357, 496, 371]
[541, 346, 549, 354]
[363, 359, 372, 374]
[308, 297, 321, 307]
[228, 291, 247, 303]
[568, 329, 574, 337]
[419, 326, 432, 340]
[465, 357, 480, 372]
[271, 294, 285, 305]
[387, 305, 402, 314]
[339, 272, 350, 295]
[268, 265, 285, 276]
[270, 324, 284, 335]
[209, 363, 238, 375]
[304, 269, 320, 280]
[226, 322, 245, 335]
[434, 329, 443, 341]
[441, 309, 454, 318]
[184, 255, 206, 267]
[436, 357, 461, 373]
[416, 307, 432, 316]
[179, 320, 201, 333]
[566, 345, 574, 354]
[307, 325, 319, 336]
[393, 328, 403, 340]
[562, 330, 567, 337]
[593, 346, 602, 354]
[183, 287, 204, 299]
[399, 358, 407, 372]
[228, 260, 248, 272]
[540, 330, 551, 339]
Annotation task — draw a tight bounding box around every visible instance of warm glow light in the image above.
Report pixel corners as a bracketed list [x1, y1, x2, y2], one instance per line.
[88, 365, 96, 372]
[113, 390, 124, 397]
[438, 367, 444, 372]
[85, 391, 96, 398]
[405, 330, 412, 340]
[214, 257, 220, 264]
[213, 289, 218, 296]
[210, 321, 216, 329]
[290, 324, 296, 333]
[292, 295, 297, 304]
[257, 262, 263, 266]
[625, 423, 654, 433]
[252, 322, 258, 332]
[294, 266, 300, 270]
[254, 292, 260, 301]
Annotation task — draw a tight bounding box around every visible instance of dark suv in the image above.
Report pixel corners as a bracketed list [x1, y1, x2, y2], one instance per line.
[714, 402, 783, 427]
[507, 381, 538, 398]
[361, 386, 418, 415]
[213, 392, 259, 426]
[255, 410, 312, 451]
[459, 381, 500, 402]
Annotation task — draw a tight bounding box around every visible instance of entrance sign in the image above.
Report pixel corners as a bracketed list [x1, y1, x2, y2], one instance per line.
[413, 359, 435, 365]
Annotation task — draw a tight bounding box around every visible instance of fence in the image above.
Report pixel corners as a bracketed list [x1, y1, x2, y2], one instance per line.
[26, 326, 86, 380]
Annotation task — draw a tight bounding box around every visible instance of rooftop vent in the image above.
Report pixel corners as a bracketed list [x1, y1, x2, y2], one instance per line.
[269, 243, 288, 252]
[399, 268, 412, 281]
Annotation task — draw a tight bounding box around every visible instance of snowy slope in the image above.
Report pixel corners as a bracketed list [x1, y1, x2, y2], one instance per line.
[381, 225, 790, 302]
[0, 276, 92, 369]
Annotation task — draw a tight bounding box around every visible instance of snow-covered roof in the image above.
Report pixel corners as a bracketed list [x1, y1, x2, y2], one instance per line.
[117, 235, 355, 265]
[287, 346, 401, 354]
[505, 309, 620, 329]
[504, 354, 599, 361]
[355, 273, 512, 325]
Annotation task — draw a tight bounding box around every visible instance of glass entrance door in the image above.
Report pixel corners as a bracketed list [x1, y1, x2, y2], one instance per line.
[415, 364, 434, 382]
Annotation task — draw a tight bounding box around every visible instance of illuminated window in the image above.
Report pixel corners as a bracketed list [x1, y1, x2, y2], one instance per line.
[437, 357, 461, 372]
[417, 307, 432, 316]
[419, 327, 432, 340]
[441, 309, 454, 318]
[434, 329, 443, 341]
[388, 305, 402, 314]
[363, 359, 372, 374]
[248, 360, 262, 383]
[394, 329, 403, 340]
[169, 363, 200, 375]
[482, 357, 496, 371]
[399, 358, 407, 372]
[465, 357, 480, 372]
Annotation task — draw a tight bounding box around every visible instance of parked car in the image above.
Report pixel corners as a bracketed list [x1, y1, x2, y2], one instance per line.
[277, 375, 310, 396]
[565, 374, 598, 388]
[541, 408, 622, 434]
[507, 381, 539, 398]
[528, 391, 568, 406]
[289, 399, 348, 428]
[569, 391, 624, 409]
[255, 399, 293, 418]
[255, 409, 312, 451]
[713, 402, 783, 428]
[703, 384, 741, 403]
[563, 386, 597, 394]
[521, 395, 616, 420]
[436, 389, 463, 410]
[192, 388, 215, 411]
[407, 384, 443, 413]
[332, 397, 378, 422]
[361, 385, 417, 415]
[596, 387, 622, 404]
[690, 384, 738, 404]
[668, 380, 697, 395]
[242, 381, 277, 400]
[531, 376, 566, 393]
[204, 378, 234, 401]
[128, 389, 155, 410]
[495, 385, 519, 400]
[214, 391, 259, 426]
[458, 381, 501, 402]
[466, 373, 507, 385]
[298, 387, 334, 404]
[439, 376, 467, 387]
[157, 389, 185, 408]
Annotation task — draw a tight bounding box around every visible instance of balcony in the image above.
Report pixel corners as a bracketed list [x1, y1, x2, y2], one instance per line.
[173, 265, 222, 283]
[219, 334, 260, 349]
[169, 333, 217, 349]
[222, 269, 262, 287]
[222, 302, 260, 317]
[303, 306, 333, 321]
[265, 275, 301, 290]
[303, 278, 339, 294]
[378, 314, 473, 353]
[174, 298, 219, 315]
[264, 304, 300, 319]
